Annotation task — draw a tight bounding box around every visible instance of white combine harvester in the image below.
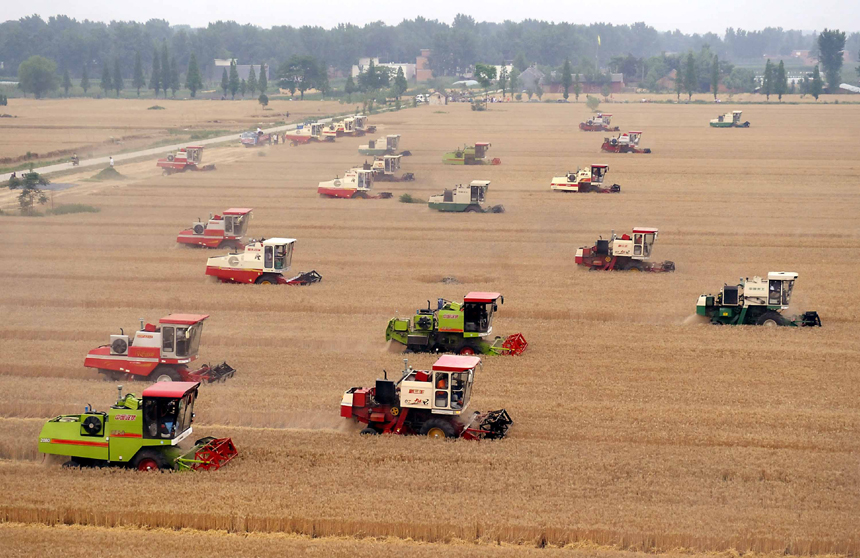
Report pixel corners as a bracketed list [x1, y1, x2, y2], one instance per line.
[696, 272, 821, 326]
[550, 164, 620, 193]
[317, 168, 392, 199]
[205, 238, 321, 285]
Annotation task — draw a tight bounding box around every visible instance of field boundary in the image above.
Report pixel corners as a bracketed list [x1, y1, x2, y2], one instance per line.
[1, 506, 855, 555]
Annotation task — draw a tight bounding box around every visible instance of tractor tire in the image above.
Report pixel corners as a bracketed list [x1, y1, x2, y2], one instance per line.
[456, 344, 479, 356]
[464, 206, 480, 213]
[255, 274, 280, 285]
[420, 418, 457, 439]
[360, 427, 379, 436]
[756, 312, 786, 327]
[151, 366, 182, 383]
[131, 449, 171, 471]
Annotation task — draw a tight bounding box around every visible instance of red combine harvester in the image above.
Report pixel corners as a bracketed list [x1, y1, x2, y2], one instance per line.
[601, 131, 652, 154]
[575, 227, 675, 272]
[84, 314, 236, 382]
[156, 146, 216, 175]
[579, 113, 620, 132]
[205, 238, 322, 285]
[341, 355, 513, 439]
[240, 131, 272, 147]
[176, 208, 252, 249]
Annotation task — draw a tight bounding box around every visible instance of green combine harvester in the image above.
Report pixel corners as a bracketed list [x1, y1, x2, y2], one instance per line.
[38, 382, 238, 471]
[709, 110, 750, 128]
[428, 180, 505, 213]
[386, 292, 527, 355]
[442, 142, 500, 165]
[696, 271, 821, 326]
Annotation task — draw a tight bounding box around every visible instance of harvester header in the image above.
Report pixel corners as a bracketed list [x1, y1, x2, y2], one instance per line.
[341, 356, 513, 439]
[39, 382, 238, 471]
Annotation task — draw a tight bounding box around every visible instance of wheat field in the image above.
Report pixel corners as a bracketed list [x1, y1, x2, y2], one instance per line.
[0, 99, 859, 556]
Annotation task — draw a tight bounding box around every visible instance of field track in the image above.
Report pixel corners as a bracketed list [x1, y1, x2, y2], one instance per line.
[1, 99, 859, 556]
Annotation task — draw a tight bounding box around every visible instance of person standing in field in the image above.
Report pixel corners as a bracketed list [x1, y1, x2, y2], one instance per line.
[109, 157, 114, 168]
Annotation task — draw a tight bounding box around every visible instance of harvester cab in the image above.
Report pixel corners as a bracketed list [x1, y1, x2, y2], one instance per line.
[176, 207, 253, 249]
[354, 115, 373, 135]
[363, 155, 414, 182]
[84, 314, 236, 383]
[385, 292, 527, 356]
[205, 238, 322, 286]
[575, 228, 675, 272]
[696, 272, 821, 326]
[341, 355, 513, 439]
[39, 382, 238, 471]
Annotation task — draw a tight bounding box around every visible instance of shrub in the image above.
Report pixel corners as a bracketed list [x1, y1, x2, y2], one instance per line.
[147, 105, 165, 110]
[586, 95, 601, 111]
[399, 193, 423, 203]
[46, 204, 100, 215]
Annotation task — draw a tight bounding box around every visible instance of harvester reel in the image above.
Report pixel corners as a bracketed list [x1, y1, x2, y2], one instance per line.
[111, 338, 128, 354]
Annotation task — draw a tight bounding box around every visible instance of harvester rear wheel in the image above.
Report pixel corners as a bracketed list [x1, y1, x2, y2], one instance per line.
[131, 449, 169, 471]
[360, 427, 379, 436]
[457, 345, 477, 355]
[756, 312, 786, 327]
[151, 366, 181, 383]
[255, 274, 279, 285]
[420, 418, 457, 439]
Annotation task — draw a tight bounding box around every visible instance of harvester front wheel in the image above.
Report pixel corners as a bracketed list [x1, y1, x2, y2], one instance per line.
[360, 428, 379, 436]
[457, 345, 478, 356]
[131, 449, 170, 471]
[151, 366, 181, 383]
[255, 274, 279, 285]
[756, 312, 786, 327]
[420, 419, 456, 439]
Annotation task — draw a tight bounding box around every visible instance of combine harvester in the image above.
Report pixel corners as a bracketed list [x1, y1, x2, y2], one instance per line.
[285, 122, 325, 146]
[157, 146, 216, 175]
[39, 382, 238, 471]
[442, 143, 500, 165]
[240, 130, 272, 147]
[580, 113, 620, 132]
[176, 208, 252, 249]
[362, 155, 414, 182]
[601, 131, 651, 154]
[386, 292, 527, 355]
[575, 228, 675, 272]
[354, 115, 375, 135]
[341, 355, 513, 439]
[359, 135, 402, 156]
[428, 180, 504, 213]
[550, 164, 620, 193]
[696, 272, 821, 326]
[318, 168, 392, 199]
[206, 238, 322, 285]
[84, 314, 236, 382]
[710, 110, 750, 128]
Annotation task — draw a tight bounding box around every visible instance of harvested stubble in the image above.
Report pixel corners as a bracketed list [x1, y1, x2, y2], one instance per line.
[0, 101, 859, 556]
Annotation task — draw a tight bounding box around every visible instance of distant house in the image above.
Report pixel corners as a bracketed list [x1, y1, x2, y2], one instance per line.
[207, 60, 270, 84]
[428, 91, 446, 105]
[518, 66, 545, 93]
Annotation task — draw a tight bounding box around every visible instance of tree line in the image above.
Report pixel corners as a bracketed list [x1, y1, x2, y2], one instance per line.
[3, 14, 858, 82]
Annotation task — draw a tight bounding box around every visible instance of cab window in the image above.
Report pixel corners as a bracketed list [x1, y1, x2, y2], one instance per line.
[162, 327, 174, 352]
[434, 372, 449, 407]
[264, 246, 274, 268]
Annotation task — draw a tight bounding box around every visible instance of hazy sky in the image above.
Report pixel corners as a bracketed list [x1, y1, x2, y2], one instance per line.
[6, 0, 858, 34]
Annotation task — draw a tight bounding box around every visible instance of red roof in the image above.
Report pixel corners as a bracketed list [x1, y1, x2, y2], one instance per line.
[142, 381, 200, 398]
[224, 208, 253, 215]
[592, 164, 608, 168]
[629, 131, 643, 134]
[475, 142, 490, 146]
[159, 314, 210, 325]
[632, 227, 658, 233]
[432, 355, 481, 372]
[464, 292, 502, 303]
[186, 146, 204, 149]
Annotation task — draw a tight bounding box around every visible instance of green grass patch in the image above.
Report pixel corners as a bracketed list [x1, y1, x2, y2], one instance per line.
[46, 203, 100, 215]
[148, 105, 166, 110]
[90, 167, 125, 180]
[399, 193, 423, 204]
[433, 111, 447, 114]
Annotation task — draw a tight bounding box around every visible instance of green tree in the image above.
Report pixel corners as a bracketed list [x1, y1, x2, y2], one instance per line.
[775, 60, 787, 101]
[132, 52, 145, 96]
[160, 41, 170, 98]
[80, 65, 89, 95]
[221, 68, 229, 97]
[247, 65, 257, 95]
[683, 52, 696, 100]
[344, 75, 356, 102]
[600, 84, 610, 100]
[240, 78, 246, 98]
[393, 66, 408, 98]
[800, 74, 809, 97]
[857, 49, 860, 79]
[169, 57, 179, 97]
[113, 58, 123, 97]
[62, 69, 72, 96]
[228, 59, 240, 98]
[356, 59, 389, 92]
[586, 94, 600, 111]
[762, 59, 773, 100]
[185, 53, 203, 98]
[100, 64, 112, 95]
[474, 63, 497, 101]
[561, 59, 573, 100]
[674, 69, 682, 101]
[573, 72, 581, 101]
[7, 170, 49, 214]
[258, 63, 267, 93]
[258, 93, 268, 107]
[817, 29, 846, 92]
[513, 52, 528, 72]
[150, 50, 161, 97]
[711, 55, 720, 100]
[17, 56, 59, 99]
[810, 65, 823, 100]
[509, 67, 519, 97]
[498, 65, 508, 98]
